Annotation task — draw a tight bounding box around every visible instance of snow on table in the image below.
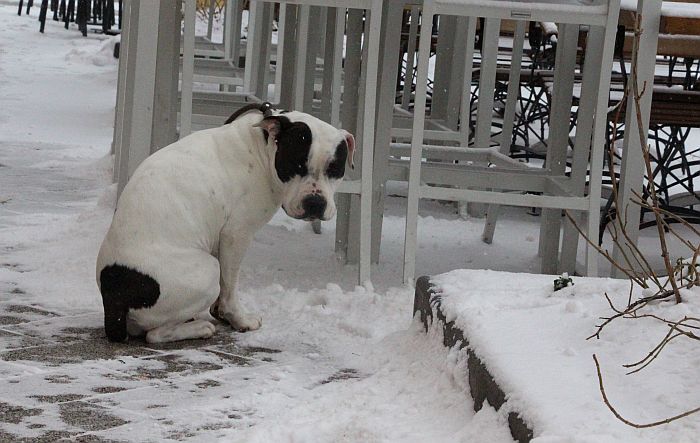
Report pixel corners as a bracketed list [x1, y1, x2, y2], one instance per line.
[621, 0, 700, 19]
[430, 269, 700, 443]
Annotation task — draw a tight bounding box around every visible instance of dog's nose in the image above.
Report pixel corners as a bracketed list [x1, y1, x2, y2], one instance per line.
[301, 194, 327, 220]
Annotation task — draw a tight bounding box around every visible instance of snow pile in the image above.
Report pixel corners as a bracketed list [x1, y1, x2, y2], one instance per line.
[64, 36, 119, 67]
[433, 269, 700, 443]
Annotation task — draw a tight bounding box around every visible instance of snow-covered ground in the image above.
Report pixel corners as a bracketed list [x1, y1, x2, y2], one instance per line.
[434, 269, 700, 443]
[1, 3, 698, 442]
[0, 5, 517, 442]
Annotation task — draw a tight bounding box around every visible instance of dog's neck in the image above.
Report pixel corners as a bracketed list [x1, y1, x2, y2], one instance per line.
[235, 113, 285, 198]
[258, 128, 285, 195]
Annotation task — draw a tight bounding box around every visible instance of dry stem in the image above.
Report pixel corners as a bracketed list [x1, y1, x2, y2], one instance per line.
[594, 354, 700, 428]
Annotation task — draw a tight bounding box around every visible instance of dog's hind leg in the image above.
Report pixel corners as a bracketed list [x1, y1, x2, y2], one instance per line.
[129, 251, 221, 342]
[145, 320, 216, 343]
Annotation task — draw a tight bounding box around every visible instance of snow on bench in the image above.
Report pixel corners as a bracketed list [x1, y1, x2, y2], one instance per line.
[621, 0, 700, 19]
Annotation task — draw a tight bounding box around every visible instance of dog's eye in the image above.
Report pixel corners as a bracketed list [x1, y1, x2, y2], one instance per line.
[326, 154, 346, 179]
[326, 141, 348, 179]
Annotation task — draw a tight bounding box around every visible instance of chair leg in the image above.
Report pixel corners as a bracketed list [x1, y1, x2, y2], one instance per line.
[559, 26, 606, 274]
[357, 0, 383, 284]
[538, 23, 579, 274]
[468, 17, 500, 218]
[334, 9, 362, 262]
[179, 0, 196, 137]
[482, 21, 526, 244]
[586, 7, 623, 277]
[403, 2, 435, 285]
[482, 204, 500, 244]
[370, 2, 404, 265]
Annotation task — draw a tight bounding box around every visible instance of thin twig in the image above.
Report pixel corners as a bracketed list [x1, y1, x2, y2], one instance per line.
[593, 354, 700, 428]
[564, 211, 647, 287]
[624, 330, 682, 374]
[628, 14, 682, 303]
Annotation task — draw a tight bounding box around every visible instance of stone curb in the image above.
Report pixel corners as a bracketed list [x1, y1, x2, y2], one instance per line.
[414, 276, 534, 443]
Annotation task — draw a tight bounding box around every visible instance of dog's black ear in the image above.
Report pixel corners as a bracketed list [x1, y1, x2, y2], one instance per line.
[253, 116, 283, 140]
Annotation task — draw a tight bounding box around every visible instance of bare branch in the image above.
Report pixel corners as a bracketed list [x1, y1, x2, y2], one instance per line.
[593, 354, 700, 428]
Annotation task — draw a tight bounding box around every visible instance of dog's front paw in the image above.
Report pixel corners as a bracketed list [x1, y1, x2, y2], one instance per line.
[224, 312, 262, 332]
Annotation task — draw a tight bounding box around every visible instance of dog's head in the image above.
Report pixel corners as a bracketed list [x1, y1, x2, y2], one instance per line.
[256, 111, 355, 221]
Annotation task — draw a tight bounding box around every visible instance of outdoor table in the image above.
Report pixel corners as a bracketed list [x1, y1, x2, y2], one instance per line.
[620, 0, 700, 58]
[344, 1, 622, 283]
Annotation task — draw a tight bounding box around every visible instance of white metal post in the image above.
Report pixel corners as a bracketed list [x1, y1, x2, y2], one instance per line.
[583, 0, 622, 276]
[358, 0, 383, 284]
[330, 8, 345, 128]
[538, 23, 579, 274]
[611, 0, 661, 277]
[120, 0, 160, 195]
[458, 16, 477, 147]
[293, 5, 311, 110]
[404, 0, 435, 285]
[482, 19, 526, 244]
[180, 0, 196, 137]
[401, 6, 420, 111]
[274, 3, 288, 104]
[558, 26, 606, 273]
[112, 0, 134, 182]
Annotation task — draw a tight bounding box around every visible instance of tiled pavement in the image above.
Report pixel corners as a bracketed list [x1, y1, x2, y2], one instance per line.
[0, 299, 285, 442]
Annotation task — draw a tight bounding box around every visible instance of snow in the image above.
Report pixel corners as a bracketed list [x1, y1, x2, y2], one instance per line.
[0, 5, 516, 441]
[1, 2, 698, 441]
[621, 1, 700, 19]
[433, 269, 700, 442]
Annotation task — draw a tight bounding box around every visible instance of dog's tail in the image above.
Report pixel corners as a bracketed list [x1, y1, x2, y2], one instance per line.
[99, 264, 160, 343]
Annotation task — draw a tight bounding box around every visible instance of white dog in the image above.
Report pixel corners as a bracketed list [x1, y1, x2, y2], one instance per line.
[96, 104, 354, 343]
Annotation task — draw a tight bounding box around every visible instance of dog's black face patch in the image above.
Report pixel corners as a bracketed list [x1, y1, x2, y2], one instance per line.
[326, 140, 348, 180]
[274, 117, 313, 183]
[99, 264, 160, 342]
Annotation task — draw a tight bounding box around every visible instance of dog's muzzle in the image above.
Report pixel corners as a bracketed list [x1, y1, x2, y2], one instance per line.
[300, 194, 327, 220]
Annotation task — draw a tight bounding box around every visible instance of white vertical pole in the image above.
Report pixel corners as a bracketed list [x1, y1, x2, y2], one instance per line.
[330, 8, 345, 128]
[473, 17, 500, 149]
[402, 6, 420, 111]
[358, 0, 383, 285]
[224, 0, 234, 60]
[180, 0, 196, 137]
[126, 1, 160, 179]
[274, 3, 287, 104]
[558, 26, 605, 273]
[583, 0, 622, 277]
[404, 0, 435, 285]
[244, 1, 261, 94]
[458, 16, 477, 147]
[498, 20, 526, 155]
[482, 19, 526, 244]
[538, 23, 578, 274]
[611, 0, 660, 278]
[112, 0, 133, 182]
[293, 5, 311, 110]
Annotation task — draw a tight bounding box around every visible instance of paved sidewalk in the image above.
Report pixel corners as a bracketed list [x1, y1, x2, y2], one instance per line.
[0, 303, 285, 442]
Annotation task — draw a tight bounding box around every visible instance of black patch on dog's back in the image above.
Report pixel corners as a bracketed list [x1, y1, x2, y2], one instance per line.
[274, 117, 313, 182]
[326, 140, 348, 179]
[99, 264, 160, 342]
